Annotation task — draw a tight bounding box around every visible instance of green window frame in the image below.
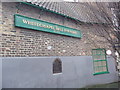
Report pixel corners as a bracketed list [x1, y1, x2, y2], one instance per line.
[92, 48, 109, 75]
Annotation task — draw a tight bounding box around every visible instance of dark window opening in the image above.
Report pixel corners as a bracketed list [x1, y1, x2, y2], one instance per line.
[53, 58, 62, 74]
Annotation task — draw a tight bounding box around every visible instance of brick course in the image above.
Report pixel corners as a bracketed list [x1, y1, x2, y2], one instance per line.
[1, 2, 112, 57]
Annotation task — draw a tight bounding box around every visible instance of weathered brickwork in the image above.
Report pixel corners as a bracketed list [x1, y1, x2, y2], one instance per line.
[0, 2, 2, 57]
[1, 2, 112, 57]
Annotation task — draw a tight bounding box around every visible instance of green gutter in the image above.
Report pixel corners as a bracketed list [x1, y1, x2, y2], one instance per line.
[19, 1, 83, 23]
[16, 1, 110, 25]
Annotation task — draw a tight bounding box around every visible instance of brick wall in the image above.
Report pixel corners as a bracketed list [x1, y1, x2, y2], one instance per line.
[1, 2, 112, 57]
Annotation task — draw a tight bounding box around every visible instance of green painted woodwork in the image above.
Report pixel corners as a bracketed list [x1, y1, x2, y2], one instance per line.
[14, 14, 82, 38]
[93, 60, 107, 62]
[92, 48, 109, 75]
[18, 1, 109, 25]
[16, 0, 83, 23]
[93, 71, 109, 75]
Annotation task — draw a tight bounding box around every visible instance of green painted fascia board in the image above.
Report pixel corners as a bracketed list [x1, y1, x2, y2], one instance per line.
[14, 14, 82, 32]
[16, 1, 109, 25]
[93, 71, 109, 75]
[14, 14, 81, 32]
[14, 14, 82, 38]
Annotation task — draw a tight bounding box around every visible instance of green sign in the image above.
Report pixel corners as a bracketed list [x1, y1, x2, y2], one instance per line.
[14, 14, 82, 38]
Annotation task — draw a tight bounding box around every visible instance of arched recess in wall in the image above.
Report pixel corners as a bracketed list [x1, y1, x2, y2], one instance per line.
[53, 58, 62, 74]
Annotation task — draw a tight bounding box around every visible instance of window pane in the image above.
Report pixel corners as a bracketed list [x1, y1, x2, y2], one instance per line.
[92, 48, 109, 75]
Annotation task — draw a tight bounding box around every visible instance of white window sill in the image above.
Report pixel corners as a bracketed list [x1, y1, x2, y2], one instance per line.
[53, 73, 62, 75]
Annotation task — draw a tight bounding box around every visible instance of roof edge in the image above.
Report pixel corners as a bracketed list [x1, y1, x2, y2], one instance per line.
[20, 1, 83, 23]
[17, 1, 110, 25]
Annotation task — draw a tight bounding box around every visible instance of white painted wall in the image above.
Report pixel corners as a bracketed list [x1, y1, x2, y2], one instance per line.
[2, 56, 119, 88]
